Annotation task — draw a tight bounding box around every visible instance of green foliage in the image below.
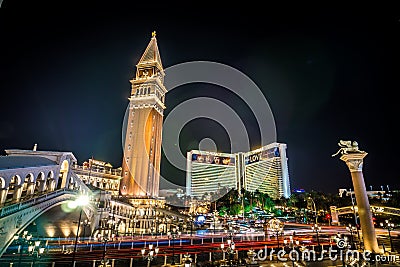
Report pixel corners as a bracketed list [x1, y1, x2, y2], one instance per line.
[229, 203, 242, 215]
[219, 206, 228, 216]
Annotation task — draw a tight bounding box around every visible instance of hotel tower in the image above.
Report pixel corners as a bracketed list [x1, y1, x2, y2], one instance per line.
[120, 32, 167, 197]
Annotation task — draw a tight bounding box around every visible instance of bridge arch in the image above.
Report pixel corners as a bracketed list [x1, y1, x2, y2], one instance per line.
[0, 177, 6, 205]
[21, 173, 34, 199]
[46, 170, 55, 192]
[5, 175, 22, 204]
[57, 160, 69, 189]
[0, 190, 96, 257]
[34, 172, 46, 194]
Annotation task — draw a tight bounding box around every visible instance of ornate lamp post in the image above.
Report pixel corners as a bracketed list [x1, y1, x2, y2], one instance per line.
[71, 194, 90, 267]
[13, 230, 32, 267]
[80, 219, 91, 244]
[267, 218, 284, 253]
[183, 253, 192, 267]
[346, 224, 357, 249]
[155, 217, 159, 238]
[141, 243, 159, 267]
[307, 197, 317, 224]
[221, 228, 235, 266]
[335, 233, 349, 267]
[167, 227, 181, 265]
[189, 215, 193, 237]
[380, 220, 395, 252]
[311, 223, 321, 250]
[28, 240, 45, 267]
[98, 232, 110, 267]
[133, 217, 138, 236]
[284, 235, 300, 267]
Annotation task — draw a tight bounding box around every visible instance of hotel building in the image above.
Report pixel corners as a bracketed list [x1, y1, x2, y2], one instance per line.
[186, 142, 291, 200]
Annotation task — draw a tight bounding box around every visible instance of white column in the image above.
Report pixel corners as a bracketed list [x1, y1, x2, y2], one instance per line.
[340, 153, 380, 253]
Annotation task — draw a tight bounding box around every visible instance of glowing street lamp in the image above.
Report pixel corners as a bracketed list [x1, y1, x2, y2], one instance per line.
[13, 230, 32, 267]
[80, 219, 91, 244]
[284, 235, 300, 267]
[28, 240, 45, 267]
[183, 253, 192, 267]
[267, 218, 284, 253]
[141, 243, 159, 267]
[70, 194, 90, 267]
[167, 227, 181, 265]
[346, 224, 357, 249]
[380, 220, 395, 252]
[311, 223, 321, 249]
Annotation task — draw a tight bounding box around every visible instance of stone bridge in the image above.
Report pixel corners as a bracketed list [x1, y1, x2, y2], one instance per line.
[330, 205, 400, 225]
[0, 148, 187, 257]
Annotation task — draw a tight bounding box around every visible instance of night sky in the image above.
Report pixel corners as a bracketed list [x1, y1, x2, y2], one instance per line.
[1, 5, 399, 194]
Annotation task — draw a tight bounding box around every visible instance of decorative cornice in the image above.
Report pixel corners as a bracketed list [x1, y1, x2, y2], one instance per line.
[340, 152, 367, 172]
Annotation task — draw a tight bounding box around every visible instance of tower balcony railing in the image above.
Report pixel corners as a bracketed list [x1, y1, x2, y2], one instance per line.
[72, 165, 122, 176]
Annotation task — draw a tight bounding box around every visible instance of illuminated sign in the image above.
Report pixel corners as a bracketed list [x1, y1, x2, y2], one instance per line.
[246, 153, 262, 164]
[191, 154, 235, 166]
[245, 147, 280, 165]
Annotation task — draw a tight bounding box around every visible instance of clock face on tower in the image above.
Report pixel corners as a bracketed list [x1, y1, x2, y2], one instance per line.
[139, 69, 153, 78]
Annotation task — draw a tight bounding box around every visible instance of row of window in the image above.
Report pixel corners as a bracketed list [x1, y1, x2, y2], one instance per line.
[134, 86, 164, 101]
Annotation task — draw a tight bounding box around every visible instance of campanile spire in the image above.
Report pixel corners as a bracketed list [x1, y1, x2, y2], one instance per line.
[120, 32, 167, 197]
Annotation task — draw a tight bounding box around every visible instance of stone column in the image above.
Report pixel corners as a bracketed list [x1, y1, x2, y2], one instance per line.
[340, 153, 380, 253]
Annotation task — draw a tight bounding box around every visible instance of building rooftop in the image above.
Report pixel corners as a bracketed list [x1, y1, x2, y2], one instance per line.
[0, 155, 57, 170]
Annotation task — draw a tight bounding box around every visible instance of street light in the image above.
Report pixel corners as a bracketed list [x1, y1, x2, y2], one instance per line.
[80, 218, 91, 244]
[167, 227, 181, 265]
[221, 227, 236, 266]
[188, 215, 193, 237]
[28, 240, 45, 267]
[283, 235, 300, 267]
[183, 253, 192, 267]
[133, 217, 138, 236]
[141, 243, 159, 267]
[335, 233, 349, 267]
[346, 224, 357, 250]
[13, 230, 32, 267]
[380, 220, 395, 252]
[154, 217, 160, 238]
[311, 223, 321, 250]
[267, 218, 284, 253]
[307, 197, 317, 224]
[98, 232, 110, 267]
[70, 194, 90, 267]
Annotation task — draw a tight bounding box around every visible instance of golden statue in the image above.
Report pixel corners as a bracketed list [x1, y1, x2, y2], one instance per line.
[332, 140, 364, 157]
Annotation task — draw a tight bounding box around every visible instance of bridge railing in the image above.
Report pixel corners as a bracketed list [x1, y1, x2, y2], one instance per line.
[71, 171, 92, 195]
[0, 189, 77, 218]
[336, 205, 400, 217]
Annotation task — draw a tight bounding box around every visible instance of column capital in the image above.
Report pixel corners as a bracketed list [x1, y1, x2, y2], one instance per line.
[340, 152, 368, 172]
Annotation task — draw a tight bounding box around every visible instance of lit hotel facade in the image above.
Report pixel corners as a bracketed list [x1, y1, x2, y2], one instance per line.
[186, 143, 291, 200]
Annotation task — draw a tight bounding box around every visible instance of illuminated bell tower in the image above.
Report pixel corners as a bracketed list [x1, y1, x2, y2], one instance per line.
[120, 32, 166, 197]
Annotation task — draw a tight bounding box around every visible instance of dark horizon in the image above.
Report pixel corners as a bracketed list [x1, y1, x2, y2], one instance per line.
[1, 6, 399, 194]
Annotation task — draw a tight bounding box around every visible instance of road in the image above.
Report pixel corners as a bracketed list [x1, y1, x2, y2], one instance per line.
[1, 223, 399, 266]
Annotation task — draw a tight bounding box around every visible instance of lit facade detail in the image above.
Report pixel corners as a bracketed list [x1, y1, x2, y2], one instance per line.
[120, 33, 167, 197]
[186, 142, 291, 200]
[72, 158, 122, 196]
